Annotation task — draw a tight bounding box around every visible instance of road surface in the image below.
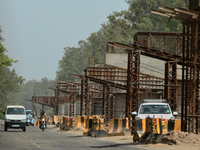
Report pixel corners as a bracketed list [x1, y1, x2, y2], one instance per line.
[0, 125, 150, 150]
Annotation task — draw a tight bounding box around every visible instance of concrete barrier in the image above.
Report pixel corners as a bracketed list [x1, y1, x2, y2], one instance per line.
[108, 118, 127, 136]
[83, 119, 93, 135]
[76, 116, 82, 127]
[60, 116, 66, 130]
[133, 117, 181, 143]
[89, 118, 108, 137]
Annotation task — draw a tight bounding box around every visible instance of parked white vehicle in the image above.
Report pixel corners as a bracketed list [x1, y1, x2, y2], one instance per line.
[132, 99, 178, 119]
[3, 105, 26, 132]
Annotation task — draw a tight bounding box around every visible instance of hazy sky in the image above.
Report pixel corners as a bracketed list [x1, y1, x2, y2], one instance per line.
[0, 0, 128, 82]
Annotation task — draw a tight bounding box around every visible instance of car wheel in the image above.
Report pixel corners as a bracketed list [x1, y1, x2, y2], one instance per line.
[4, 126, 7, 131]
[23, 127, 26, 132]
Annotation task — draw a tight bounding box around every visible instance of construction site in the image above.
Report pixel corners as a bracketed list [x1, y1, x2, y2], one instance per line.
[26, 1, 200, 145]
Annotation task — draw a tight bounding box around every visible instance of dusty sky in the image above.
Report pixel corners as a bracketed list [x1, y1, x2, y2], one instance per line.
[0, 0, 128, 81]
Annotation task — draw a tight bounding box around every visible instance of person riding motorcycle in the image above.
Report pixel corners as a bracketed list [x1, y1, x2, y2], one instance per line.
[39, 109, 47, 128]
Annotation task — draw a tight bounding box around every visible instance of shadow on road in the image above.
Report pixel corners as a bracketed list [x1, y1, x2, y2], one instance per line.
[89, 142, 148, 149]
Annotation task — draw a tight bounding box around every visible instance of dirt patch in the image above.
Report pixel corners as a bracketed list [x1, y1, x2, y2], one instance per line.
[160, 131, 200, 145]
[70, 126, 85, 132]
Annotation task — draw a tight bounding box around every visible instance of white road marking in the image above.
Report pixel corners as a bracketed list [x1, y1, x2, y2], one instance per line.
[19, 134, 41, 149]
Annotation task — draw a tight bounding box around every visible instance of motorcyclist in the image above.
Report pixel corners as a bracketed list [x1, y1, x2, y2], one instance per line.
[39, 109, 47, 128]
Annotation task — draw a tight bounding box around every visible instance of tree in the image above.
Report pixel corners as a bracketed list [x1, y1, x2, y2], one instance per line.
[0, 26, 25, 119]
[56, 46, 87, 81]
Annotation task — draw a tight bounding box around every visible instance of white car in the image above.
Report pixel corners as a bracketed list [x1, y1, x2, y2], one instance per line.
[3, 105, 26, 132]
[132, 99, 178, 119]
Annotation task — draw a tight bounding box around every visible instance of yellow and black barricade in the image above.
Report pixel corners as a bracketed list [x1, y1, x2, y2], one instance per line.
[108, 118, 126, 136]
[139, 117, 153, 143]
[133, 118, 146, 142]
[90, 118, 108, 137]
[134, 117, 182, 143]
[64, 117, 76, 131]
[64, 117, 70, 130]
[60, 116, 66, 130]
[77, 116, 82, 127]
[83, 118, 93, 135]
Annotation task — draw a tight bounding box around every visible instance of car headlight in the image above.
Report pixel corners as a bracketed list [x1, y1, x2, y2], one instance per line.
[5, 119, 10, 122]
[21, 119, 26, 122]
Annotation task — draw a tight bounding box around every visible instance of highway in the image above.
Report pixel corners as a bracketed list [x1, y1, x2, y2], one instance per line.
[0, 125, 148, 150]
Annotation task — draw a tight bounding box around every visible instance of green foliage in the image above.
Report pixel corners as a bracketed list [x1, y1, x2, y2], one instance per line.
[0, 42, 18, 67]
[5, 77, 57, 116]
[56, 45, 87, 81]
[0, 26, 4, 42]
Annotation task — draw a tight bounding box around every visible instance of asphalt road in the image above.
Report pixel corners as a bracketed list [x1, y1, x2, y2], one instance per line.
[0, 125, 148, 150]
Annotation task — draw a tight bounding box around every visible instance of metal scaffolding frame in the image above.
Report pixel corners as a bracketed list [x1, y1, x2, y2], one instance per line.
[152, 5, 200, 133]
[126, 51, 140, 133]
[103, 84, 114, 123]
[164, 61, 177, 112]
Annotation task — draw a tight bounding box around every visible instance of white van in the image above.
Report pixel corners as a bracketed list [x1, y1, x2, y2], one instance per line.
[3, 105, 26, 132]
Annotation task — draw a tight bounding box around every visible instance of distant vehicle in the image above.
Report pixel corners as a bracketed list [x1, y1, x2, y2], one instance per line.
[3, 105, 26, 132]
[132, 99, 178, 119]
[26, 110, 34, 126]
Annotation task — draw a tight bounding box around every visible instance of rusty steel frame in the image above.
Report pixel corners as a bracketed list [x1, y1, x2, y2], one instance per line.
[69, 85, 76, 117]
[103, 84, 114, 124]
[165, 61, 177, 112]
[84, 77, 90, 116]
[107, 42, 182, 64]
[54, 89, 59, 115]
[126, 50, 140, 134]
[182, 20, 199, 133]
[151, 5, 200, 134]
[57, 81, 81, 117]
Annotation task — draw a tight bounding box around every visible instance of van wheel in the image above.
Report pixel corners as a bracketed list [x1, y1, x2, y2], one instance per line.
[23, 127, 26, 132]
[4, 126, 7, 131]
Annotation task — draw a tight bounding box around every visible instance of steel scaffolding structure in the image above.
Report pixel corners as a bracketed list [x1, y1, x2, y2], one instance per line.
[152, 5, 200, 133]
[126, 51, 140, 133]
[164, 61, 177, 112]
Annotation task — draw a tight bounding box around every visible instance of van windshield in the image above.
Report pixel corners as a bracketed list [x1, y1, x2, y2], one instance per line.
[7, 108, 25, 115]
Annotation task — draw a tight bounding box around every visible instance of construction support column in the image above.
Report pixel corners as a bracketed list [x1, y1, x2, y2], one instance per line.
[165, 61, 177, 112]
[80, 78, 85, 116]
[54, 88, 59, 115]
[181, 19, 199, 134]
[126, 50, 140, 134]
[84, 78, 90, 117]
[103, 84, 114, 124]
[69, 85, 75, 117]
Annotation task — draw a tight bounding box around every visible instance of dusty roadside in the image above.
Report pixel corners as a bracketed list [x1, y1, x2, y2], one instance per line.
[62, 126, 200, 150]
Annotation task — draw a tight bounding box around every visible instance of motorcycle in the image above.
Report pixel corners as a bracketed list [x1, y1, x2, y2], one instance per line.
[40, 118, 46, 132]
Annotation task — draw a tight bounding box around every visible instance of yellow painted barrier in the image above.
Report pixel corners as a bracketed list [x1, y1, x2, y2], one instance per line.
[77, 116, 81, 127]
[60, 116, 66, 130]
[83, 119, 93, 135]
[133, 117, 181, 143]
